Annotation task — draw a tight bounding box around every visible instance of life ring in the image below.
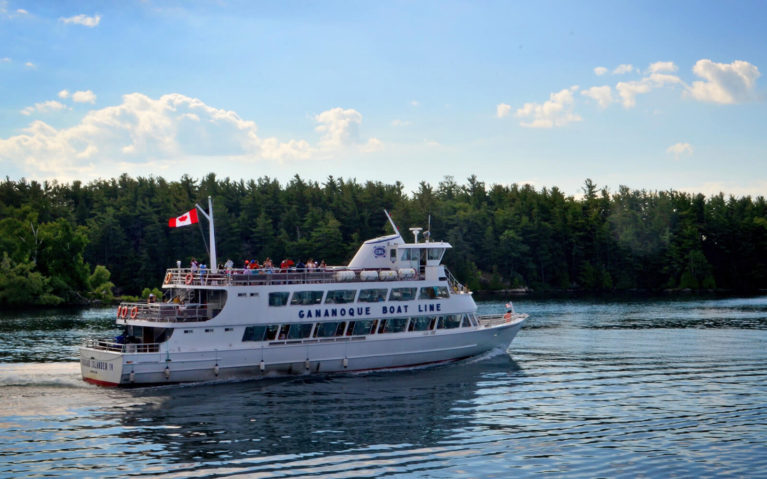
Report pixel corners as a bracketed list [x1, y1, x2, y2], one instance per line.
[120, 305, 129, 319]
[503, 312, 512, 322]
[116, 306, 122, 318]
[130, 306, 139, 319]
[185, 273, 193, 285]
[165, 272, 173, 284]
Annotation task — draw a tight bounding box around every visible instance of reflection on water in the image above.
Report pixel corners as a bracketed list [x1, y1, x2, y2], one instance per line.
[1, 297, 767, 477]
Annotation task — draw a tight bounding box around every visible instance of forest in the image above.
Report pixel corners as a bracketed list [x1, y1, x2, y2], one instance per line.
[1, 173, 766, 306]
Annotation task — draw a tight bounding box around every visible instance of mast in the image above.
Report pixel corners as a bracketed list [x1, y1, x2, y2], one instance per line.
[196, 196, 218, 273]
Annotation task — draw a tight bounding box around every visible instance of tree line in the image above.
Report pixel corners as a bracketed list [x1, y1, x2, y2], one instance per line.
[1, 173, 766, 306]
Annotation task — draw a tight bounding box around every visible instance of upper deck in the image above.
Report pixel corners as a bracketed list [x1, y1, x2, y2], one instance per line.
[163, 265, 465, 290]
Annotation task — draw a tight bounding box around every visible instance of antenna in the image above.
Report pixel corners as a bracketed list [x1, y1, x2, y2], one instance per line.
[425, 214, 431, 243]
[383, 209, 401, 237]
[409, 227, 423, 244]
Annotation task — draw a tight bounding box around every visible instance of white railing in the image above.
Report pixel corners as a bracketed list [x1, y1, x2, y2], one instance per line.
[162, 267, 422, 288]
[82, 338, 162, 353]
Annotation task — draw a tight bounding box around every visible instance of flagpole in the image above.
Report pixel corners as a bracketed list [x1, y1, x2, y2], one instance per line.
[208, 196, 217, 273]
[195, 197, 217, 273]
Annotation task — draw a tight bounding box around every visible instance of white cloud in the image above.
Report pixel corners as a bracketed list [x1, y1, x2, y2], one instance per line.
[515, 86, 582, 128]
[25, 61, 35, 68]
[58, 90, 70, 99]
[1, 57, 10, 63]
[616, 72, 682, 108]
[72, 90, 96, 103]
[16, 8, 26, 14]
[0, 93, 380, 181]
[613, 64, 634, 75]
[687, 59, 760, 104]
[391, 119, 412, 127]
[20, 100, 67, 116]
[59, 14, 101, 27]
[496, 103, 511, 118]
[649, 61, 677, 73]
[314, 107, 380, 151]
[581, 86, 614, 108]
[410, 100, 420, 107]
[666, 142, 693, 159]
[594, 66, 608, 76]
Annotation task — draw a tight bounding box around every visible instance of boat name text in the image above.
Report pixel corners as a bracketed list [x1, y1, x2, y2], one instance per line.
[298, 303, 442, 319]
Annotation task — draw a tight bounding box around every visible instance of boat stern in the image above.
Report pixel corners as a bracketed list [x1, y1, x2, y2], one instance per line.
[80, 342, 126, 387]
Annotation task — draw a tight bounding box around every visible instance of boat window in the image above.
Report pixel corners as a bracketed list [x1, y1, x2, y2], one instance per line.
[427, 248, 444, 261]
[242, 325, 266, 342]
[325, 290, 356, 304]
[419, 286, 450, 300]
[390, 248, 396, 262]
[264, 325, 280, 340]
[400, 248, 419, 261]
[269, 292, 290, 306]
[409, 316, 432, 331]
[389, 287, 416, 301]
[358, 288, 388, 303]
[290, 291, 324, 305]
[351, 319, 376, 335]
[437, 314, 462, 329]
[381, 317, 409, 333]
[287, 323, 314, 339]
[315, 321, 345, 337]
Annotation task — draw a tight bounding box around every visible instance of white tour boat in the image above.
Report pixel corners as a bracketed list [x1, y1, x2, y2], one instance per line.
[80, 198, 528, 386]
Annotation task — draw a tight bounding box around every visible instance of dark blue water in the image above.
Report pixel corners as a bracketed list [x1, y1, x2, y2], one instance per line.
[1, 297, 766, 477]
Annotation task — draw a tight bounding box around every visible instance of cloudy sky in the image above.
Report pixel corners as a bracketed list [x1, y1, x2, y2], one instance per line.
[1, 1, 765, 196]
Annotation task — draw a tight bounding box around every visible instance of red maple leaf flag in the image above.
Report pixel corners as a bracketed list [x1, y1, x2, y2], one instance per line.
[168, 208, 199, 228]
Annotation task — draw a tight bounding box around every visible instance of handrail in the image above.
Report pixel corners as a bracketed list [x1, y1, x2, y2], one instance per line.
[115, 302, 211, 323]
[82, 338, 162, 353]
[162, 266, 422, 288]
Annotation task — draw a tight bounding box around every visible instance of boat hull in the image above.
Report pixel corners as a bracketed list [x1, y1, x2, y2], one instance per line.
[80, 318, 525, 386]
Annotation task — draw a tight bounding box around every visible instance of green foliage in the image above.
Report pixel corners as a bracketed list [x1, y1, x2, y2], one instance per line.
[1, 174, 767, 306]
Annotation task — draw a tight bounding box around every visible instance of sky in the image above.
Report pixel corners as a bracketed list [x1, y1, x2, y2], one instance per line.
[1, 0, 766, 197]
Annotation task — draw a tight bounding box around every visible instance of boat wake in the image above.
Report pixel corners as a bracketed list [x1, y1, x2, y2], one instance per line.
[0, 362, 87, 388]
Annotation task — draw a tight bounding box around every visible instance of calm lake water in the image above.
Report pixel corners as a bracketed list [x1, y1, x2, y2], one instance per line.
[1, 297, 766, 477]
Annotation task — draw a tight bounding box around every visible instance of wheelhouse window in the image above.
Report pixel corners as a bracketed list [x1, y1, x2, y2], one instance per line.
[358, 288, 388, 303]
[269, 292, 289, 306]
[389, 287, 416, 301]
[242, 325, 266, 342]
[400, 248, 419, 261]
[419, 286, 450, 300]
[325, 290, 356, 304]
[427, 248, 444, 261]
[290, 291, 324, 305]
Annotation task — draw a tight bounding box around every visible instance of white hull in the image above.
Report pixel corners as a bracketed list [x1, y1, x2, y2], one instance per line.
[81, 317, 524, 386]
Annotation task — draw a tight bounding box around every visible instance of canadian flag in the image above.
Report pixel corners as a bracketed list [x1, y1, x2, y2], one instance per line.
[168, 209, 199, 228]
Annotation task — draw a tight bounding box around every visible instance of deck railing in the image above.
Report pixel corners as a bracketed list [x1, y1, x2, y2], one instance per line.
[162, 267, 422, 288]
[115, 302, 213, 323]
[82, 338, 162, 353]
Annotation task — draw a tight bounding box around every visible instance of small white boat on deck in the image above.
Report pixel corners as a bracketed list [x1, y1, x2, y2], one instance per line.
[80, 199, 528, 386]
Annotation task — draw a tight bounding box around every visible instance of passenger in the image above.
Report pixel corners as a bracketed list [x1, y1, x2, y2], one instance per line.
[191, 258, 198, 274]
[147, 293, 156, 304]
[319, 260, 327, 270]
[295, 259, 306, 270]
[280, 259, 289, 271]
[306, 258, 316, 270]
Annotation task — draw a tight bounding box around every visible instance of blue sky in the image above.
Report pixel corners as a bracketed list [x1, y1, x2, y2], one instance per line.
[1, 0, 765, 197]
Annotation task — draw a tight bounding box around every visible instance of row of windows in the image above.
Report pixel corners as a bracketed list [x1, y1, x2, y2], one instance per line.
[242, 314, 476, 342]
[268, 286, 450, 307]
